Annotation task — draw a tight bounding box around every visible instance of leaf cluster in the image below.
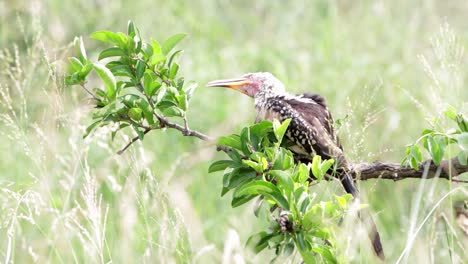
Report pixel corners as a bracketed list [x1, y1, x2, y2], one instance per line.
[65, 21, 196, 141]
[210, 119, 351, 263]
[403, 105, 468, 169]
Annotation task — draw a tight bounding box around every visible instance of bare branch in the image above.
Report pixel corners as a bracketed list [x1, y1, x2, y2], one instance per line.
[153, 112, 213, 141]
[80, 84, 100, 101]
[117, 127, 152, 154]
[350, 157, 468, 182]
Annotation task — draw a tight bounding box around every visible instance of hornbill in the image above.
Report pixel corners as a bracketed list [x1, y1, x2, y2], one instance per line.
[207, 72, 385, 260]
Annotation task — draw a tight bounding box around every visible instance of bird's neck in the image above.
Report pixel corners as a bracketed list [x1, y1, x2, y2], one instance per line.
[254, 89, 290, 108]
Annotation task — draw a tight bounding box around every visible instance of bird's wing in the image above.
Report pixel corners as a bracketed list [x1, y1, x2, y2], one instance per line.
[282, 94, 346, 167]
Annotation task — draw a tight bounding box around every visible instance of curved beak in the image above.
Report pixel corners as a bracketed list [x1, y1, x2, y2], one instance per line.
[206, 77, 251, 95]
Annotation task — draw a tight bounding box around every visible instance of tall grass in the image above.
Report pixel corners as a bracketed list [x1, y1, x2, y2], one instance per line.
[0, 0, 467, 263]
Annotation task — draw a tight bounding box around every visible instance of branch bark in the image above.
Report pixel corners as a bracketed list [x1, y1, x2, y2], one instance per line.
[350, 157, 468, 182]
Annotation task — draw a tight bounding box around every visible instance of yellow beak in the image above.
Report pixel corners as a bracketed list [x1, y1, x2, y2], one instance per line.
[206, 77, 251, 95]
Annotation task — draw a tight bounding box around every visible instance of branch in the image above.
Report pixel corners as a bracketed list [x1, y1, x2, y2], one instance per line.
[350, 157, 468, 182]
[117, 112, 216, 154]
[117, 127, 152, 154]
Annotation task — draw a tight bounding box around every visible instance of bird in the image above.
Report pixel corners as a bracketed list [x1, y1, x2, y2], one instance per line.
[207, 72, 385, 260]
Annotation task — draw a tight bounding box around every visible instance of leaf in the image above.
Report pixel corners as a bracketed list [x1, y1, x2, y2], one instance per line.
[135, 60, 146, 80]
[231, 194, 256, 207]
[162, 33, 187, 55]
[127, 20, 136, 36]
[250, 121, 273, 137]
[177, 94, 188, 111]
[98, 47, 127, 60]
[295, 163, 310, 183]
[156, 86, 167, 104]
[108, 64, 133, 77]
[320, 159, 334, 176]
[235, 181, 289, 209]
[149, 54, 166, 67]
[426, 136, 442, 165]
[268, 170, 294, 197]
[183, 82, 198, 100]
[443, 105, 457, 121]
[311, 155, 322, 180]
[69, 57, 83, 72]
[168, 49, 183, 68]
[151, 38, 162, 55]
[208, 160, 233, 173]
[74, 37, 87, 61]
[312, 245, 337, 264]
[273, 119, 291, 143]
[246, 232, 275, 253]
[93, 63, 117, 100]
[79, 63, 93, 79]
[218, 135, 242, 150]
[90, 31, 125, 47]
[242, 160, 263, 173]
[169, 62, 179, 79]
[458, 151, 467, 166]
[128, 107, 142, 120]
[83, 120, 102, 138]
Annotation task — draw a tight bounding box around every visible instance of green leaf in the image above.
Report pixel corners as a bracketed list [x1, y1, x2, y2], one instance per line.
[69, 57, 83, 72]
[135, 60, 146, 81]
[443, 105, 457, 121]
[269, 170, 294, 197]
[311, 155, 322, 180]
[74, 37, 87, 61]
[79, 63, 93, 79]
[250, 121, 273, 137]
[312, 245, 337, 264]
[177, 94, 188, 111]
[273, 119, 291, 143]
[458, 151, 467, 166]
[151, 38, 162, 55]
[149, 54, 166, 66]
[128, 107, 142, 120]
[218, 135, 242, 150]
[93, 63, 117, 100]
[242, 160, 263, 173]
[246, 232, 275, 253]
[90, 31, 125, 47]
[156, 86, 167, 104]
[169, 62, 179, 79]
[235, 181, 289, 210]
[320, 159, 334, 176]
[83, 120, 102, 138]
[295, 163, 310, 183]
[98, 47, 127, 60]
[162, 33, 187, 55]
[231, 194, 256, 207]
[208, 160, 233, 173]
[426, 136, 442, 165]
[168, 49, 184, 68]
[127, 20, 136, 36]
[108, 64, 133, 77]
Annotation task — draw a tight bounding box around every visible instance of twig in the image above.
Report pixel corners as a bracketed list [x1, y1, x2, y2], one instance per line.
[153, 112, 213, 141]
[136, 58, 171, 86]
[80, 83, 100, 101]
[117, 127, 152, 154]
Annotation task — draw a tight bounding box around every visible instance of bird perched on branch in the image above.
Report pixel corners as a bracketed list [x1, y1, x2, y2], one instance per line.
[207, 72, 385, 260]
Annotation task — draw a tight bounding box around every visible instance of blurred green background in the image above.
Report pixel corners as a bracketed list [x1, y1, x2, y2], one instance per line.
[0, 0, 467, 263]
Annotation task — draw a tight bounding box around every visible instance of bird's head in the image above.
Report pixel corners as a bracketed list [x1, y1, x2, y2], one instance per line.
[206, 72, 285, 98]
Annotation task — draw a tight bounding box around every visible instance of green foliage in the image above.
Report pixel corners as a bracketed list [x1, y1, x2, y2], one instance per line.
[402, 105, 468, 169]
[210, 119, 352, 263]
[65, 21, 195, 141]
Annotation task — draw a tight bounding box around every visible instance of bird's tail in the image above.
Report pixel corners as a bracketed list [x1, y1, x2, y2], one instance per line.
[341, 174, 385, 260]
